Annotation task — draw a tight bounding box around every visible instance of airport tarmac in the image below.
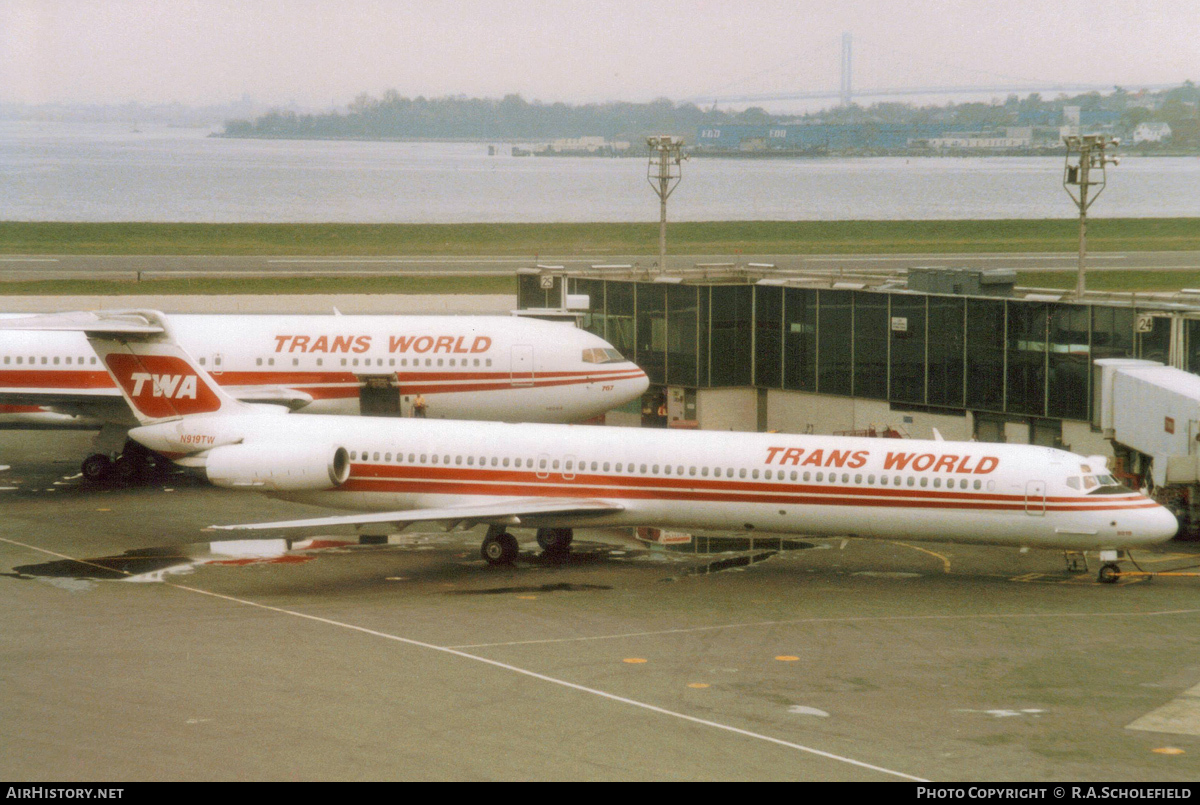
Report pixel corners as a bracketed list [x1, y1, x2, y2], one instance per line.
[2, 430, 1200, 782]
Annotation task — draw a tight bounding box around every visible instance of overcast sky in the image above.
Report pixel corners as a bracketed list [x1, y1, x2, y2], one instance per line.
[2, 0, 1197, 110]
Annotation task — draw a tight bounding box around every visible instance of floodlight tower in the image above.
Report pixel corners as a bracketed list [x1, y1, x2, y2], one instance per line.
[1063, 134, 1119, 298]
[646, 135, 685, 274]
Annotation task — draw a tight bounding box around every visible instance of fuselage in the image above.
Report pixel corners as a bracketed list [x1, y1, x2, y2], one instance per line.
[0, 313, 648, 424]
[134, 414, 1179, 552]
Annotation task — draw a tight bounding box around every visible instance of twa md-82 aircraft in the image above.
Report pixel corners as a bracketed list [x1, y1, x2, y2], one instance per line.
[2, 309, 1178, 584]
[0, 312, 647, 482]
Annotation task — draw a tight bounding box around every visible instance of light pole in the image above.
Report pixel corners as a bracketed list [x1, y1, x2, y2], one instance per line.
[1063, 134, 1119, 298]
[646, 135, 685, 274]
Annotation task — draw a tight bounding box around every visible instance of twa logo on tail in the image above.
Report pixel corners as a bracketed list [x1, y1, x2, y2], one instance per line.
[106, 353, 223, 419]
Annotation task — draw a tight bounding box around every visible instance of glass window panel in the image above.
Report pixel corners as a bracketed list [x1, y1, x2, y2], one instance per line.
[636, 284, 667, 384]
[1006, 301, 1047, 417]
[710, 286, 753, 386]
[966, 298, 1005, 412]
[1138, 313, 1171, 364]
[604, 281, 635, 360]
[817, 290, 852, 396]
[783, 288, 816, 391]
[1047, 304, 1090, 421]
[927, 296, 964, 409]
[666, 284, 698, 387]
[853, 292, 888, 400]
[889, 296, 926, 404]
[697, 287, 710, 387]
[754, 285, 783, 389]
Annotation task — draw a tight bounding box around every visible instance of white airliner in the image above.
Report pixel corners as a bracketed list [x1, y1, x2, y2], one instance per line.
[1, 309, 1178, 584]
[0, 312, 648, 482]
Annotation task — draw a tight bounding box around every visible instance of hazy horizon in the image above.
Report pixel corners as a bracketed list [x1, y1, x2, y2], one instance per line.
[3, 0, 1197, 115]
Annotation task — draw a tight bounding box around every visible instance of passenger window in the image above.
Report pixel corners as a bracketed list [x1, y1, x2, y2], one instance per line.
[384, 453, 391, 461]
[740, 468, 747, 479]
[974, 480, 982, 490]
[816, 472, 823, 482]
[639, 463, 646, 473]
[920, 477, 928, 488]
[803, 472, 811, 482]
[752, 470, 759, 479]
[502, 458, 510, 467]
[764, 470, 772, 480]
[456, 456, 463, 465]
[933, 478, 941, 488]
[855, 474, 862, 484]
[256, 358, 262, 366]
[907, 477, 915, 487]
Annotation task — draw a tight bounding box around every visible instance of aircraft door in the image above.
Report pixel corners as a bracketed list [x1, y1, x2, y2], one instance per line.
[536, 453, 550, 479]
[211, 353, 224, 376]
[1025, 480, 1046, 516]
[511, 345, 534, 387]
[358, 375, 402, 417]
[563, 454, 577, 480]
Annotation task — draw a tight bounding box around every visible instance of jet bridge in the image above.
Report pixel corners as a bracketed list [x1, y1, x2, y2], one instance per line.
[1095, 358, 1200, 538]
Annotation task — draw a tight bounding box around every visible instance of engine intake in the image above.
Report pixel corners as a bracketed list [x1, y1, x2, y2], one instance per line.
[204, 443, 350, 492]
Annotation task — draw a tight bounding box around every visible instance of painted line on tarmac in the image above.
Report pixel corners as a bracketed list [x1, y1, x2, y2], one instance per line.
[1, 535, 926, 782]
[445, 607, 1200, 649]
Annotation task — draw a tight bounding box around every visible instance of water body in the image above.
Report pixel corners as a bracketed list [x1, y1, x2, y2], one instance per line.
[3, 121, 1198, 223]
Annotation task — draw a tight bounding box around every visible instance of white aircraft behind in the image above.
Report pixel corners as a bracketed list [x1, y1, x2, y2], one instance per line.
[1, 309, 1178, 584]
[0, 312, 647, 482]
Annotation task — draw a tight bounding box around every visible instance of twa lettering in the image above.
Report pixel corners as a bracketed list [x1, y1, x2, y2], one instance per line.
[764, 447, 999, 474]
[130, 372, 197, 399]
[105, 354, 223, 418]
[272, 334, 493, 355]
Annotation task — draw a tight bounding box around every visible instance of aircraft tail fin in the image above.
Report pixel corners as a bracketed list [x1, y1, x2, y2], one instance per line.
[0, 309, 250, 425]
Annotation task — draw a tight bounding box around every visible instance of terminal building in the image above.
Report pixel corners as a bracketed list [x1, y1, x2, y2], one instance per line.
[516, 265, 1200, 490]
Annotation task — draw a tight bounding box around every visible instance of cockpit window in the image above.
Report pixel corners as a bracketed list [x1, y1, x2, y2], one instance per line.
[1083, 475, 1099, 489]
[1067, 477, 1081, 490]
[582, 347, 625, 364]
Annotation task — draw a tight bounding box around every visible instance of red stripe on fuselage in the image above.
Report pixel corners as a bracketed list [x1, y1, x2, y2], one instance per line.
[336, 463, 1159, 513]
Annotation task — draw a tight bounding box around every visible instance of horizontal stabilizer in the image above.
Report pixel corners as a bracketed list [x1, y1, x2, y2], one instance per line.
[208, 498, 624, 532]
[0, 310, 165, 337]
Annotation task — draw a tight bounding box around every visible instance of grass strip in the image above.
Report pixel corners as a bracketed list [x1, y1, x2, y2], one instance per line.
[3, 219, 1199, 256]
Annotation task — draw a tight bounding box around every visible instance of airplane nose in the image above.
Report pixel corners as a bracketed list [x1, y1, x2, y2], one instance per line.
[1153, 505, 1181, 542]
[631, 365, 650, 396]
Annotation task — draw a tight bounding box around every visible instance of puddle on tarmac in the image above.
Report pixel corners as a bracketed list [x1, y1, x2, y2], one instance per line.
[6, 538, 356, 582]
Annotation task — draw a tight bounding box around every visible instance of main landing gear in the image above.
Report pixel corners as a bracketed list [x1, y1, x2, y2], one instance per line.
[479, 526, 575, 565]
[81, 440, 165, 486]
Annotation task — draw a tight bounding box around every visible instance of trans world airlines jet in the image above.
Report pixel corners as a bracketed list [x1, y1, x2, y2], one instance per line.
[0, 312, 647, 482]
[2, 309, 1178, 584]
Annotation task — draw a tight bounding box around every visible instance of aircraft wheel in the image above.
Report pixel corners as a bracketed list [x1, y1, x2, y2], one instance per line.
[1098, 563, 1121, 584]
[111, 454, 142, 484]
[481, 532, 519, 565]
[536, 527, 573, 554]
[81, 454, 113, 484]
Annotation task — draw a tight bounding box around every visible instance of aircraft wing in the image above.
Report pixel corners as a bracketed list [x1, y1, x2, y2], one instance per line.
[208, 498, 624, 533]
